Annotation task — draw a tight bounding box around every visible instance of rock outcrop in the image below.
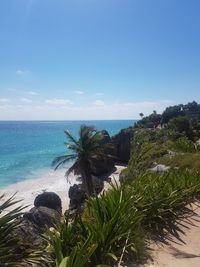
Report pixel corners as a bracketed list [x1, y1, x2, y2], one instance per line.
[68, 176, 104, 209]
[34, 191, 62, 213]
[12, 193, 63, 266]
[112, 127, 133, 163]
[91, 130, 115, 176]
[23, 206, 61, 231]
[68, 184, 86, 209]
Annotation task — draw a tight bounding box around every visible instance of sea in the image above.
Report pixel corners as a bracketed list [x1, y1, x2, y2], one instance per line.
[0, 120, 134, 188]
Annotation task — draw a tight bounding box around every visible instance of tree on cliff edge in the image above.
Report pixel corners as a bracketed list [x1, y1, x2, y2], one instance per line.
[52, 125, 113, 196]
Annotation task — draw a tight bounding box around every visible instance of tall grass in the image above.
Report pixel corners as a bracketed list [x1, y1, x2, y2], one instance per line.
[0, 194, 45, 266]
[47, 170, 200, 267]
[127, 170, 200, 238]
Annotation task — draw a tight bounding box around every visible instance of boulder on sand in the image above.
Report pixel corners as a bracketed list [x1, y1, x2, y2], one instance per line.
[34, 191, 62, 213]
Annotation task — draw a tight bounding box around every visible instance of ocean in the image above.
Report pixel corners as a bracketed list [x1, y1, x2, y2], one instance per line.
[0, 120, 134, 188]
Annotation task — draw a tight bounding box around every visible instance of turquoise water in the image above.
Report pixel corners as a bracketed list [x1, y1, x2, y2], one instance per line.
[0, 120, 134, 188]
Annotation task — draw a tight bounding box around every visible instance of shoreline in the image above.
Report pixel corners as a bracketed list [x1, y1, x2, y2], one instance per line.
[0, 168, 77, 213]
[0, 165, 125, 213]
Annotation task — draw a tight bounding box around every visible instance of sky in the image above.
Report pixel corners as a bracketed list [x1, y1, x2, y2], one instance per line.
[0, 0, 200, 120]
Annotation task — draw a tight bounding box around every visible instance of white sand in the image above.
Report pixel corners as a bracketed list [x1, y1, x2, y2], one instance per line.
[142, 204, 200, 267]
[0, 165, 125, 213]
[0, 169, 77, 213]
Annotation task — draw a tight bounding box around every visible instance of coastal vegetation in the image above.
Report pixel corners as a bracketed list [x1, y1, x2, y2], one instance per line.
[0, 195, 44, 266]
[1, 101, 200, 266]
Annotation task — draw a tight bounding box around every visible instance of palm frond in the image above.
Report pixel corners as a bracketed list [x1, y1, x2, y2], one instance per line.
[64, 142, 81, 153]
[65, 160, 81, 180]
[64, 130, 79, 145]
[52, 154, 77, 170]
[0, 195, 45, 266]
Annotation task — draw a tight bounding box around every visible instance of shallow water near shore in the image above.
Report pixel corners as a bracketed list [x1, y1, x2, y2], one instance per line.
[0, 120, 134, 188]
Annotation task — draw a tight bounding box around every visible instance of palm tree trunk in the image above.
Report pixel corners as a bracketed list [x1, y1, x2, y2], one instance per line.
[82, 163, 94, 196]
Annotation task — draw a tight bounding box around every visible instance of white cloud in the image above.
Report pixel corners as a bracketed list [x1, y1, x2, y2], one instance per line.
[16, 69, 30, 75]
[28, 91, 38, 95]
[95, 93, 104, 96]
[7, 88, 16, 92]
[75, 90, 84, 95]
[20, 98, 32, 103]
[0, 98, 9, 103]
[0, 100, 174, 120]
[93, 100, 105, 106]
[45, 98, 73, 106]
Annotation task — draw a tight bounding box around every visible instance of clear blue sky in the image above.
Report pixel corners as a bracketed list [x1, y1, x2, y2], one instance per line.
[0, 0, 200, 120]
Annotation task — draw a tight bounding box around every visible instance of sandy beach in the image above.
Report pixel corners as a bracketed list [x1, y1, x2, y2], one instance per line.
[0, 165, 125, 213]
[143, 204, 200, 267]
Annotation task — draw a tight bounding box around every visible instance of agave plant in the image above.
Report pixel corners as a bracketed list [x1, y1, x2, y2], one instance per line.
[0, 194, 46, 266]
[52, 125, 114, 196]
[47, 183, 146, 267]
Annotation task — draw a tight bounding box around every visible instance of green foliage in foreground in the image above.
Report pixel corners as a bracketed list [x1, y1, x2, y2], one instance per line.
[0, 195, 44, 267]
[47, 183, 146, 267]
[47, 170, 200, 267]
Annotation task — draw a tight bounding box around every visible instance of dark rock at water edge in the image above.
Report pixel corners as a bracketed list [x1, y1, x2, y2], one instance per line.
[112, 127, 134, 163]
[34, 191, 62, 213]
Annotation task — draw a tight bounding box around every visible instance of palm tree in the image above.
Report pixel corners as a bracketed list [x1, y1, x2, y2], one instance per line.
[52, 125, 114, 196]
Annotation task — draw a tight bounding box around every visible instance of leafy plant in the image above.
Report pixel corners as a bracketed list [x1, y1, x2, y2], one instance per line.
[81, 183, 146, 265]
[0, 194, 44, 266]
[167, 136, 196, 153]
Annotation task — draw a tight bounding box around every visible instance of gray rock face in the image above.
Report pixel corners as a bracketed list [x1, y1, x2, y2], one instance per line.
[150, 164, 171, 172]
[68, 184, 86, 209]
[23, 206, 61, 231]
[34, 192, 62, 213]
[13, 204, 62, 266]
[15, 218, 47, 247]
[112, 127, 133, 163]
[91, 130, 115, 176]
[68, 176, 104, 209]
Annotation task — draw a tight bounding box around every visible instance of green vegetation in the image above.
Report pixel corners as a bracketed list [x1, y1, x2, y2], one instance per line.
[52, 125, 113, 196]
[0, 195, 44, 266]
[136, 101, 200, 140]
[47, 170, 200, 266]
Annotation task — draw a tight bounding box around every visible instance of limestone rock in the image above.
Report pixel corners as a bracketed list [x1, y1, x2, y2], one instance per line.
[150, 164, 171, 172]
[23, 206, 61, 231]
[112, 127, 134, 163]
[68, 184, 86, 209]
[34, 191, 62, 213]
[91, 130, 115, 176]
